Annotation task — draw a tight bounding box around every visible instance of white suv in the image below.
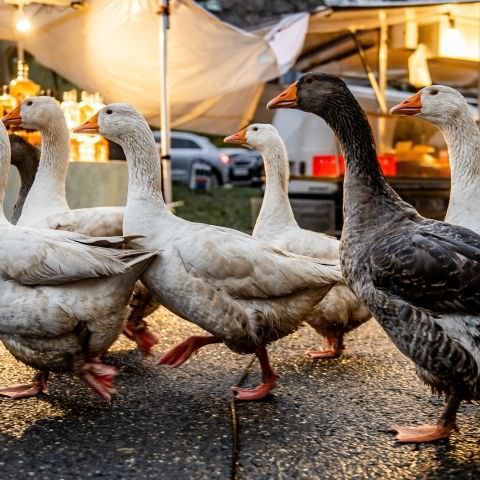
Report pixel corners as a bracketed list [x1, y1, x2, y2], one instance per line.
[152, 131, 230, 186]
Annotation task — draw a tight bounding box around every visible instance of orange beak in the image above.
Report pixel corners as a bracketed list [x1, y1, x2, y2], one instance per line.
[266, 82, 298, 110]
[390, 92, 423, 115]
[2, 104, 22, 127]
[73, 112, 100, 134]
[224, 129, 247, 145]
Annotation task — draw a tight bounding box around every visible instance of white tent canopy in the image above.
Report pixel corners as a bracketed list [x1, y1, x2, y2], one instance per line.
[1, 0, 480, 134]
[0, 0, 309, 134]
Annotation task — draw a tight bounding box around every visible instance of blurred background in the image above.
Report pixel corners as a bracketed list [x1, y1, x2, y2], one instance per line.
[1, 0, 479, 234]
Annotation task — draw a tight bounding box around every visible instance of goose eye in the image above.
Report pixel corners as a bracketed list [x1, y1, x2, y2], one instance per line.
[106, 109, 113, 115]
[252, 127, 258, 131]
[26, 100, 33, 106]
[430, 90, 438, 96]
[306, 78, 313, 84]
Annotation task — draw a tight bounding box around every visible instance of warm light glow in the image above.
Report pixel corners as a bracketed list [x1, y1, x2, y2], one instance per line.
[408, 44, 431, 88]
[15, 15, 31, 33]
[438, 14, 480, 61]
[440, 26, 465, 58]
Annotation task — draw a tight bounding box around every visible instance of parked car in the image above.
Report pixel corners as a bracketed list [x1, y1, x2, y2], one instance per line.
[152, 131, 230, 186]
[220, 147, 264, 186]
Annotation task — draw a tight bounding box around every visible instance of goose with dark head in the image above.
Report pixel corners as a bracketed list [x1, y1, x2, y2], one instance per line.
[269, 73, 480, 443]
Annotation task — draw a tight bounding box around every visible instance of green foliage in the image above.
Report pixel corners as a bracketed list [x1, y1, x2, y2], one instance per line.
[173, 185, 262, 233]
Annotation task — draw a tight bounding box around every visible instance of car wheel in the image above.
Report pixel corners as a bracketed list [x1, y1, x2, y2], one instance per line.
[210, 170, 221, 188]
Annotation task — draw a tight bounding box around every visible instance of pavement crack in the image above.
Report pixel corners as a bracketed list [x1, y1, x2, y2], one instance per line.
[230, 356, 256, 480]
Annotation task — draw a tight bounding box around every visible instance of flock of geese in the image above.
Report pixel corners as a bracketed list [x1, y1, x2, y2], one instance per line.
[0, 72, 479, 444]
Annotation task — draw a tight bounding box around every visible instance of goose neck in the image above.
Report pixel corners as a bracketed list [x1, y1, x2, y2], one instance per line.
[29, 118, 70, 202]
[440, 113, 480, 187]
[11, 170, 36, 224]
[39, 120, 70, 177]
[0, 133, 11, 225]
[317, 99, 411, 226]
[253, 143, 297, 236]
[121, 125, 167, 210]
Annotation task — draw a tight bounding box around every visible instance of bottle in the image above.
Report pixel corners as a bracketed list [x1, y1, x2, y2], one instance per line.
[9, 60, 40, 102]
[91, 93, 109, 162]
[61, 90, 81, 129]
[0, 85, 17, 117]
[60, 91, 80, 161]
[79, 91, 94, 123]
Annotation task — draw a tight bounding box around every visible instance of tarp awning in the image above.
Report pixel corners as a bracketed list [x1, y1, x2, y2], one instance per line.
[0, 0, 309, 134]
[0, 0, 480, 134]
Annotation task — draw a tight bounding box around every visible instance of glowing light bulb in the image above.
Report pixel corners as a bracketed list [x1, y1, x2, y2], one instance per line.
[16, 15, 31, 33]
[440, 26, 465, 59]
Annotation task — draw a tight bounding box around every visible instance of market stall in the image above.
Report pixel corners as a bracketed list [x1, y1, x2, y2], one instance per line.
[1, 0, 480, 226]
[0, 0, 309, 214]
[266, 0, 480, 234]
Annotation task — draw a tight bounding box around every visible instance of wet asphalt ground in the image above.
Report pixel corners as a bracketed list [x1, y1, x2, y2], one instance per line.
[1, 308, 480, 479]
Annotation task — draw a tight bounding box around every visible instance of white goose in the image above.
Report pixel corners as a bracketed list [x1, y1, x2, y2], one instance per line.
[74, 104, 342, 401]
[0, 119, 157, 400]
[225, 124, 371, 357]
[391, 85, 480, 233]
[2, 98, 159, 354]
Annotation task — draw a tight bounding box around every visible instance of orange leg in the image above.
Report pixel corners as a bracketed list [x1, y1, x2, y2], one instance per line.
[0, 371, 48, 399]
[388, 394, 461, 443]
[307, 335, 344, 359]
[157, 335, 220, 368]
[76, 359, 117, 401]
[123, 318, 159, 356]
[232, 346, 279, 401]
[124, 285, 159, 355]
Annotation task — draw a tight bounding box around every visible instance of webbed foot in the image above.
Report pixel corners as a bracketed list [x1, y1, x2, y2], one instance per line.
[388, 423, 458, 443]
[157, 335, 220, 367]
[0, 371, 48, 399]
[77, 360, 117, 401]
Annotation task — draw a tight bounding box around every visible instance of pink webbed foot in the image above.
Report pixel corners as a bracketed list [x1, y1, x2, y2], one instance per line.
[232, 346, 279, 401]
[123, 319, 159, 355]
[0, 371, 48, 399]
[307, 349, 341, 359]
[77, 360, 117, 401]
[388, 423, 458, 443]
[232, 375, 279, 401]
[307, 336, 343, 359]
[157, 335, 220, 368]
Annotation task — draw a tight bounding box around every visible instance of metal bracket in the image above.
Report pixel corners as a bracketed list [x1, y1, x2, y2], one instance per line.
[157, 4, 170, 16]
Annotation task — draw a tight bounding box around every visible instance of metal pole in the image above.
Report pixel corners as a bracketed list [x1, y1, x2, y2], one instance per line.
[378, 10, 388, 152]
[158, 0, 172, 204]
[17, 40, 24, 63]
[351, 31, 387, 113]
[478, 18, 480, 123]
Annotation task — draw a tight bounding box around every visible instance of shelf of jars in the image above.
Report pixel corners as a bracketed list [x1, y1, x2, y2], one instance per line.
[1, 60, 128, 219]
[0, 60, 109, 162]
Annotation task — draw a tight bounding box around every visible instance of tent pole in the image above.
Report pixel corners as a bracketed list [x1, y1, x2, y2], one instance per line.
[377, 10, 388, 152]
[478, 24, 480, 122]
[158, 0, 172, 204]
[351, 32, 387, 113]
